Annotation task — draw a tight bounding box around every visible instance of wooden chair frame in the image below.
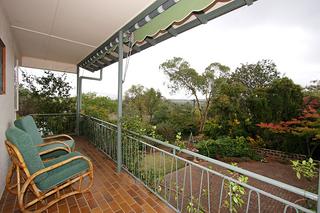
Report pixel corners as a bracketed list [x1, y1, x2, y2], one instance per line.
[6, 141, 72, 195]
[43, 134, 75, 151]
[5, 140, 93, 213]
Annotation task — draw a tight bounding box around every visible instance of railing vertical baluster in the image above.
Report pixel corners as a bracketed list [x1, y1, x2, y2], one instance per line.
[164, 152, 167, 200]
[189, 164, 193, 204]
[218, 178, 225, 213]
[180, 162, 188, 212]
[168, 152, 175, 202]
[153, 147, 156, 191]
[229, 183, 232, 213]
[197, 170, 204, 213]
[175, 156, 179, 209]
[207, 171, 211, 213]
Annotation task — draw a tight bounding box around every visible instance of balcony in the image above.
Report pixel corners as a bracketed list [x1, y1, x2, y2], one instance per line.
[0, 136, 173, 213]
[1, 114, 318, 213]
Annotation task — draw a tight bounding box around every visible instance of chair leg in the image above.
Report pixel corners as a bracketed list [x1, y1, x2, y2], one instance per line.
[6, 163, 18, 194]
[19, 171, 93, 213]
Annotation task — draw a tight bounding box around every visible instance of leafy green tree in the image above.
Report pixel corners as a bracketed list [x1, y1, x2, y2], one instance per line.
[81, 92, 117, 122]
[160, 57, 230, 132]
[143, 88, 162, 122]
[231, 59, 280, 94]
[248, 77, 303, 123]
[207, 79, 250, 138]
[124, 84, 145, 117]
[304, 80, 320, 98]
[18, 70, 75, 115]
[124, 85, 163, 123]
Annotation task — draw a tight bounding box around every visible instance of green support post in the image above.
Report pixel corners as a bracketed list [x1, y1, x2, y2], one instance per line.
[76, 65, 81, 135]
[117, 30, 123, 173]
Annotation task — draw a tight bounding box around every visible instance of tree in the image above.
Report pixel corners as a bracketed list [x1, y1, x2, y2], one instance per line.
[160, 57, 230, 132]
[143, 88, 162, 122]
[18, 70, 75, 115]
[257, 97, 320, 156]
[81, 92, 117, 122]
[124, 85, 162, 122]
[231, 59, 280, 94]
[248, 77, 303, 123]
[124, 84, 145, 117]
[304, 80, 320, 98]
[207, 79, 250, 138]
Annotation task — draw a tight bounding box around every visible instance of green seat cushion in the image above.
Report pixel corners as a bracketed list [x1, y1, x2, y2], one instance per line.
[38, 143, 70, 160]
[6, 127, 47, 183]
[14, 115, 43, 145]
[38, 152, 90, 191]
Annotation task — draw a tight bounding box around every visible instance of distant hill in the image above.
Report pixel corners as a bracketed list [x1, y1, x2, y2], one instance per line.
[167, 99, 206, 106]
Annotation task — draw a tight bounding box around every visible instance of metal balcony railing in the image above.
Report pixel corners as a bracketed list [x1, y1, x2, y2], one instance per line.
[32, 113, 320, 213]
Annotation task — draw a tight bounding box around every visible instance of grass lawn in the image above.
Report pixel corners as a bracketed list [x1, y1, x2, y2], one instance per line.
[141, 152, 186, 175]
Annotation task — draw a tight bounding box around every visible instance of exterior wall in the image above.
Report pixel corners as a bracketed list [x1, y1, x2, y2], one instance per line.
[0, 3, 18, 196]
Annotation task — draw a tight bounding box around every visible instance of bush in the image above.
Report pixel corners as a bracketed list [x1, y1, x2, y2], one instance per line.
[196, 137, 259, 160]
[203, 119, 226, 139]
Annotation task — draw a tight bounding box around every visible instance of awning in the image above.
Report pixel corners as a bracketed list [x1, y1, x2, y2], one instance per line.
[0, 0, 157, 73]
[79, 0, 255, 72]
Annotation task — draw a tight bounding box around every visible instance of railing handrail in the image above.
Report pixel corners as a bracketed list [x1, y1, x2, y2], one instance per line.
[31, 113, 76, 117]
[80, 113, 319, 202]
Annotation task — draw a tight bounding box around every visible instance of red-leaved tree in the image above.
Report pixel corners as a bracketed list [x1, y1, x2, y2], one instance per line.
[257, 97, 320, 156]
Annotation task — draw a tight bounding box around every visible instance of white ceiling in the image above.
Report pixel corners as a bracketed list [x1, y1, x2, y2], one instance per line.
[1, 0, 156, 73]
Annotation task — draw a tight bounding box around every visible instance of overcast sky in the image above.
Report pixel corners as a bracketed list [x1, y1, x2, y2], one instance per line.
[24, 0, 320, 99]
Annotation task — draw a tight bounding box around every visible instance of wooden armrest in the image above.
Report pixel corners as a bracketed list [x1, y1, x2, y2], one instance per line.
[37, 141, 71, 155]
[43, 134, 73, 141]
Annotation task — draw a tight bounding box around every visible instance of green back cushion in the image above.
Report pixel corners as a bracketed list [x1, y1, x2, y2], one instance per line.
[14, 115, 43, 145]
[6, 126, 48, 183]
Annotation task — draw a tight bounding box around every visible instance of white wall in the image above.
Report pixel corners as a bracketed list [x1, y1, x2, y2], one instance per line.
[0, 3, 18, 196]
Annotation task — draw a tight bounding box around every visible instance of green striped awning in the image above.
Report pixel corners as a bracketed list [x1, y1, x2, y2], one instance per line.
[79, 0, 255, 72]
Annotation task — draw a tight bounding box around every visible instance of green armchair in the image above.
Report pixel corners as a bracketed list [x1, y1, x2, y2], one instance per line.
[5, 126, 93, 213]
[14, 115, 75, 159]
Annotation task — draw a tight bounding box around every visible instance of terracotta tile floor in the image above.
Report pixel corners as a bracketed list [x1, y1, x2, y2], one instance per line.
[0, 136, 174, 213]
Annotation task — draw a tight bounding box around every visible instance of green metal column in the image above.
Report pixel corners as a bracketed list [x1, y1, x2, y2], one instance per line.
[117, 30, 124, 173]
[76, 65, 81, 135]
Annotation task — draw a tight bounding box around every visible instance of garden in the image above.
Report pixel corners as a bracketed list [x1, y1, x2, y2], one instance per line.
[18, 58, 320, 212]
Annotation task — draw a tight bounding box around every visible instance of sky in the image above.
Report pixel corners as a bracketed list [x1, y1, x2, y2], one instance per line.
[23, 0, 320, 99]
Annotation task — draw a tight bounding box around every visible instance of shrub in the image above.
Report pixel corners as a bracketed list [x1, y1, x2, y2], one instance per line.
[203, 119, 226, 139]
[196, 137, 259, 160]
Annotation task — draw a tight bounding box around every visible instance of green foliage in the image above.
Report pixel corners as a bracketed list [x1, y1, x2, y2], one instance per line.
[82, 92, 117, 122]
[186, 196, 205, 213]
[248, 77, 303, 123]
[224, 163, 249, 213]
[203, 119, 225, 138]
[124, 85, 162, 122]
[154, 102, 197, 141]
[231, 59, 280, 93]
[18, 70, 75, 115]
[304, 80, 320, 98]
[291, 158, 317, 180]
[160, 57, 230, 132]
[196, 137, 259, 160]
